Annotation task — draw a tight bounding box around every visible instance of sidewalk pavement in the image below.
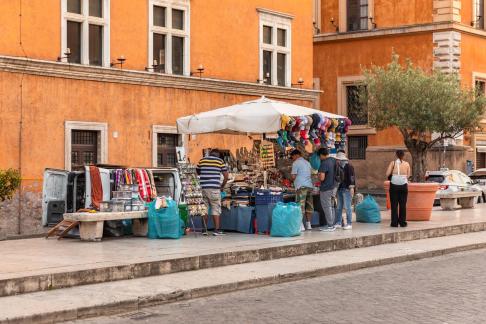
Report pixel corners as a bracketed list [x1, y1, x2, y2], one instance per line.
[2, 206, 486, 284]
[3, 231, 486, 323]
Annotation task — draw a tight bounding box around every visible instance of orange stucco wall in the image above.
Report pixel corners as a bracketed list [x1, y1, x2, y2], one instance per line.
[320, 0, 339, 34]
[460, 33, 486, 87]
[373, 0, 433, 28]
[313, 32, 434, 146]
[319, 0, 433, 33]
[461, 0, 473, 26]
[0, 1, 61, 60]
[0, 72, 313, 180]
[191, 0, 314, 85]
[0, 0, 313, 89]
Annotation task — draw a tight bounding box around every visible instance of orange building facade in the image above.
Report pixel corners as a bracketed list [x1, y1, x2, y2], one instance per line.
[313, 0, 486, 189]
[0, 0, 318, 238]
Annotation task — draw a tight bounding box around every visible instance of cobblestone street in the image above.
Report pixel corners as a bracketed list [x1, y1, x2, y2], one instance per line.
[75, 248, 486, 324]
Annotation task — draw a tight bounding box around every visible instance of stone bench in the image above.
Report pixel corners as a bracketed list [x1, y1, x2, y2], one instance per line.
[63, 211, 148, 241]
[436, 191, 482, 211]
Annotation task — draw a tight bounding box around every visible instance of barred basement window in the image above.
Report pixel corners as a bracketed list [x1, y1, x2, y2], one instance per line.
[157, 133, 178, 167]
[71, 130, 98, 168]
[348, 136, 368, 160]
[476, 79, 486, 96]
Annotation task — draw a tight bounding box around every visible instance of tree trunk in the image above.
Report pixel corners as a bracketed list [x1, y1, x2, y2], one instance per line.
[403, 135, 428, 182]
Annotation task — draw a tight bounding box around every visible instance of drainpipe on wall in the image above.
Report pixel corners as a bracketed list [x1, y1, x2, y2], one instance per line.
[17, 0, 26, 235]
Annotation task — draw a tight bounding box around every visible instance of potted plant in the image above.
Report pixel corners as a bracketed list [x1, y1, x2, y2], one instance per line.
[361, 54, 486, 220]
[0, 168, 21, 202]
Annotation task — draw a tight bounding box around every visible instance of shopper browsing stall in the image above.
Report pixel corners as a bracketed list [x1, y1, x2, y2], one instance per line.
[335, 150, 355, 230]
[197, 149, 229, 236]
[318, 147, 338, 232]
[290, 149, 314, 231]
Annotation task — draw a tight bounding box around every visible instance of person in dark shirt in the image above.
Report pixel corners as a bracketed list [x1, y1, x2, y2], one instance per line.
[317, 147, 338, 232]
[335, 149, 356, 230]
[196, 149, 229, 236]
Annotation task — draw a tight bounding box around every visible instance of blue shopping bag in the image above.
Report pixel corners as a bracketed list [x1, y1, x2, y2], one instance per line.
[355, 195, 381, 223]
[147, 198, 184, 239]
[270, 202, 302, 237]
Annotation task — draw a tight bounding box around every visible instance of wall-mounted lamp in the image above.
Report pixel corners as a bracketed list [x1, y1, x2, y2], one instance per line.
[313, 21, 321, 34]
[330, 18, 339, 33]
[369, 16, 377, 29]
[190, 64, 205, 78]
[110, 55, 126, 69]
[57, 48, 71, 62]
[471, 15, 483, 27]
[145, 60, 160, 72]
[257, 72, 271, 85]
[291, 77, 305, 88]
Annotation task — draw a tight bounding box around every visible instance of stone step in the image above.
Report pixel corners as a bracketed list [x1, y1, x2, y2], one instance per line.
[2, 216, 486, 298]
[2, 231, 486, 324]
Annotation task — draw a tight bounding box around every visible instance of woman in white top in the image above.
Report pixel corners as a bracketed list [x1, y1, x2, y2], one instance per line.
[386, 150, 411, 227]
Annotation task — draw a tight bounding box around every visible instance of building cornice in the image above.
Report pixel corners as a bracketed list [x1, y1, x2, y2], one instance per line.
[313, 22, 486, 42]
[0, 55, 319, 102]
[256, 8, 294, 20]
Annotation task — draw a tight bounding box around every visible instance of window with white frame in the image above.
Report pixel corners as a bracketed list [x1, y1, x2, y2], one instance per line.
[347, 0, 368, 31]
[259, 10, 292, 87]
[61, 0, 110, 66]
[148, 0, 190, 76]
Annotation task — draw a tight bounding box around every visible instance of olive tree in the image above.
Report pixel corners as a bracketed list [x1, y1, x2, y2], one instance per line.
[361, 54, 486, 182]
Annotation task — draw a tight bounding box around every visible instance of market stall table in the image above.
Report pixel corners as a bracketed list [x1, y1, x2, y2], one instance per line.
[63, 211, 148, 241]
[177, 96, 348, 234]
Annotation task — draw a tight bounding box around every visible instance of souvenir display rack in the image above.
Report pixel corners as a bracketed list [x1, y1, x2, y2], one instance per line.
[177, 162, 208, 218]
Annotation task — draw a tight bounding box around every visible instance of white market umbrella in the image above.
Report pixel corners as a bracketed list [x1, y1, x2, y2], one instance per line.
[177, 96, 345, 134]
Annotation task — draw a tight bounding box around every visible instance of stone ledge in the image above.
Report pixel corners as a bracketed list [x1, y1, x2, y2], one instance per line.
[366, 145, 473, 152]
[2, 233, 486, 324]
[0, 55, 320, 102]
[314, 22, 486, 42]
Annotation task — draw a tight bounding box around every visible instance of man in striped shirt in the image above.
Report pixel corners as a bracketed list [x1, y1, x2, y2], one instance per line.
[197, 149, 229, 236]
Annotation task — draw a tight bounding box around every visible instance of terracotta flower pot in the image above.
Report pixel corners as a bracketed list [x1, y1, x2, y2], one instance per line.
[384, 181, 439, 221]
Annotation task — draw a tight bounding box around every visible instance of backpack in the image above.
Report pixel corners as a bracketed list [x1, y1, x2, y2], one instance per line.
[334, 159, 346, 184]
[343, 163, 356, 188]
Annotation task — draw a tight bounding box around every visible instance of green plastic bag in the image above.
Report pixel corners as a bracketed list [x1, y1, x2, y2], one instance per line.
[271, 202, 302, 237]
[178, 204, 189, 227]
[147, 198, 183, 239]
[356, 195, 381, 223]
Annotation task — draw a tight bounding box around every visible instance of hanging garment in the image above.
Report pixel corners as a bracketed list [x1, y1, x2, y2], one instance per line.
[142, 169, 153, 201]
[147, 170, 157, 199]
[311, 113, 321, 129]
[89, 166, 103, 210]
[136, 169, 149, 201]
[281, 115, 291, 130]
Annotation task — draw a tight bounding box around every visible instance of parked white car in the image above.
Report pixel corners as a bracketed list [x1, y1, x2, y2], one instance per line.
[425, 169, 484, 205]
[468, 168, 486, 201]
